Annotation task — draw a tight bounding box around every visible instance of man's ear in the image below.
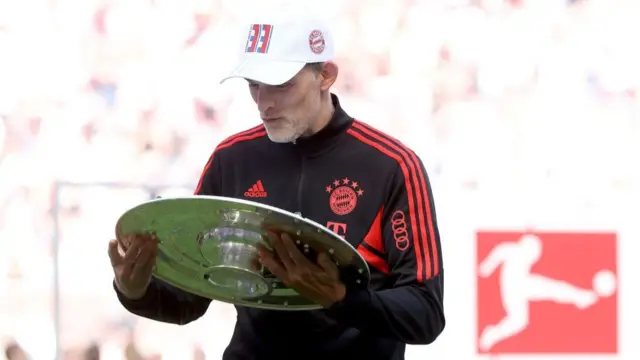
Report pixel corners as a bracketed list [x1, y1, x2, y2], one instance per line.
[319, 61, 338, 91]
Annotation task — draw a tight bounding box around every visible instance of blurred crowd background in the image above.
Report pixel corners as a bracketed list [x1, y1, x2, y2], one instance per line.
[1, 0, 638, 359]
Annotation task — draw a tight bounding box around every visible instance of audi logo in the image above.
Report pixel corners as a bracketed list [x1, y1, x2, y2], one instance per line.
[391, 210, 409, 251]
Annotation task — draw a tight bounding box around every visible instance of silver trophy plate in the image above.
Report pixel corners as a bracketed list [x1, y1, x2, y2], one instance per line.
[114, 196, 370, 310]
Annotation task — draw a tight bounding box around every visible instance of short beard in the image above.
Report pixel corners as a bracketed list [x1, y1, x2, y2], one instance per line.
[266, 130, 299, 143]
[265, 124, 307, 143]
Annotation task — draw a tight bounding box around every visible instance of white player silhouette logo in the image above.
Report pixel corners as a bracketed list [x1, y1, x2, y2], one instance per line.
[478, 234, 617, 351]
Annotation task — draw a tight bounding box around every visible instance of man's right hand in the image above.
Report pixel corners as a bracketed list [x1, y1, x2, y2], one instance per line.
[108, 232, 159, 300]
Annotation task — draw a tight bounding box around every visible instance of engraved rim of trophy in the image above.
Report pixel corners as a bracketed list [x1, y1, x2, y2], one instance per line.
[114, 196, 370, 310]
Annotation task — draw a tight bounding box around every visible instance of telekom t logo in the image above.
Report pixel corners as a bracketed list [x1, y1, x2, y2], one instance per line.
[326, 222, 347, 239]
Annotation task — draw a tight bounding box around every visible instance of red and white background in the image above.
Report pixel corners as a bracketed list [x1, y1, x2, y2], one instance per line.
[1, 0, 640, 358]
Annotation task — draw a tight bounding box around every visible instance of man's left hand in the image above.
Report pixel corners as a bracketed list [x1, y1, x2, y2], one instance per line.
[257, 231, 346, 308]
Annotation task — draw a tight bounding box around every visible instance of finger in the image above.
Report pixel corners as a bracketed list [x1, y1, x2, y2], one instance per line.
[257, 243, 276, 265]
[108, 239, 124, 266]
[256, 243, 270, 255]
[119, 234, 145, 282]
[268, 231, 295, 271]
[123, 239, 156, 281]
[317, 252, 339, 278]
[256, 244, 281, 272]
[259, 251, 289, 283]
[119, 261, 135, 281]
[130, 243, 157, 283]
[280, 233, 312, 266]
[122, 234, 147, 263]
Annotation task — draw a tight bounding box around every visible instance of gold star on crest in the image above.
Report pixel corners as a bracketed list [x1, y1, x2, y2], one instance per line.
[326, 178, 364, 196]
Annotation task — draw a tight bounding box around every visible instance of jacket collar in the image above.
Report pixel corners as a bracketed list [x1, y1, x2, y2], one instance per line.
[287, 93, 353, 155]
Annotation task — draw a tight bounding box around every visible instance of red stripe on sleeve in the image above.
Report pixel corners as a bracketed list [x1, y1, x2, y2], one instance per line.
[193, 130, 267, 195]
[353, 122, 439, 278]
[357, 245, 390, 275]
[347, 128, 426, 282]
[217, 125, 264, 147]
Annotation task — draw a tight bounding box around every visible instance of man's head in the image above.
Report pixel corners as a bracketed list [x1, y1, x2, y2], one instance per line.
[221, 9, 338, 143]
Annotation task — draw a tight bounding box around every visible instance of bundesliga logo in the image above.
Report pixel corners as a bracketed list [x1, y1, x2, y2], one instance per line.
[476, 231, 618, 354]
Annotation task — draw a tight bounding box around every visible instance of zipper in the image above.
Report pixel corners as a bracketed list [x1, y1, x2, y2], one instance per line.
[296, 154, 306, 215]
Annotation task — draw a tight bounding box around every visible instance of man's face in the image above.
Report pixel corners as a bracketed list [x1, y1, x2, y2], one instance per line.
[248, 65, 324, 143]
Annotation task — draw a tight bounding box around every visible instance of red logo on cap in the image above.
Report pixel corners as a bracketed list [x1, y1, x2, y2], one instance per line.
[309, 30, 325, 55]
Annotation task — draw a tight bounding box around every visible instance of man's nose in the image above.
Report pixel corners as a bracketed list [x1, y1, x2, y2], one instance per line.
[255, 85, 275, 113]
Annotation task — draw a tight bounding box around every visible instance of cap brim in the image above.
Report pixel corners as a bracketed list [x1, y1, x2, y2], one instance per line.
[220, 58, 305, 86]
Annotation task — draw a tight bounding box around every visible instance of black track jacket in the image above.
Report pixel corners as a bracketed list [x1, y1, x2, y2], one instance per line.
[115, 94, 445, 360]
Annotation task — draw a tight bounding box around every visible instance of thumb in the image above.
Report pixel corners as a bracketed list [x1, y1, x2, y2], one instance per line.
[108, 239, 123, 266]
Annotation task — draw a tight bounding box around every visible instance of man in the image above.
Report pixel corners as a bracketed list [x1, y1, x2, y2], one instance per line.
[109, 8, 445, 360]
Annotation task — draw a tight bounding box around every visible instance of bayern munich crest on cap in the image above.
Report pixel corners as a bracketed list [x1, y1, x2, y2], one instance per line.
[308, 30, 325, 54]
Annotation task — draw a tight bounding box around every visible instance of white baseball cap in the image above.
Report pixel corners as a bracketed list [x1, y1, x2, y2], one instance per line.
[220, 8, 335, 86]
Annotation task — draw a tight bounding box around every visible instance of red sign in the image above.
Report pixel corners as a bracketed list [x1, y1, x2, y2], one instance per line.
[476, 231, 618, 354]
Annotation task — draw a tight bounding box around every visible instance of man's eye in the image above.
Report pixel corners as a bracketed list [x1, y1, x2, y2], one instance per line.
[248, 83, 289, 89]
